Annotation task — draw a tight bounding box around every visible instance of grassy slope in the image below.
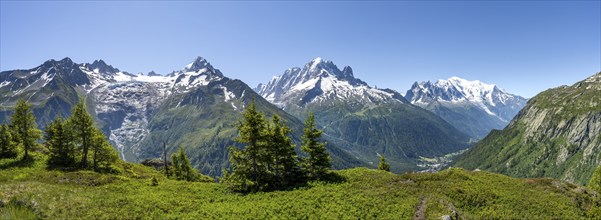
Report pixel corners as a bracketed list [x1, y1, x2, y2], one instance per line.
[1, 154, 598, 219]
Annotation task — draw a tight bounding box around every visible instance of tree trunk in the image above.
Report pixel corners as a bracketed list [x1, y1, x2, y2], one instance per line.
[82, 135, 88, 168]
[163, 141, 169, 176]
[93, 143, 98, 171]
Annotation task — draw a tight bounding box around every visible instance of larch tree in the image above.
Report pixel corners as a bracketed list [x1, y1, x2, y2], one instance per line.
[90, 127, 118, 171]
[0, 123, 18, 159]
[10, 99, 41, 160]
[68, 98, 95, 168]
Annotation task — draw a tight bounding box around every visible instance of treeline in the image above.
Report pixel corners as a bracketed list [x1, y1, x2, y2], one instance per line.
[222, 100, 331, 192]
[0, 98, 119, 172]
[0, 98, 390, 192]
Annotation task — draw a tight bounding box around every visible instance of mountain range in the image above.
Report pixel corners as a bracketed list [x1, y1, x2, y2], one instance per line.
[255, 58, 471, 171]
[455, 72, 601, 185]
[1, 56, 543, 176]
[1, 57, 364, 176]
[405, 77, 528, 138]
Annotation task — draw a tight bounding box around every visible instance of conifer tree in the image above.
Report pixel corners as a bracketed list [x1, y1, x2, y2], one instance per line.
[235, 99, 269, 190]
[10, 99, 41, 159]
[224, 99, 270, 192]
[301, 112, 330, 180]
[267, 114, 299, 187]
[90, 127, 118, 171]
[0, 123, 17, 159]
[68, 98, 95, 168]
[45, 117, 76, 167]
[378, 155, 390, 172]
[171, 147, 200, 182]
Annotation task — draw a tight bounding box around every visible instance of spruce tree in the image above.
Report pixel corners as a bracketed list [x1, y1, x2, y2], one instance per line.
[224, 99, 269, 192]
[68, 98, 95, 168]
[10, 99, 41, 159]
[301, 112, 330, 180]
[378, 155, 390, 172]
[236, 99, 268, 190]
[45, 117, 76, 167]
[0, 123, 18, 159]
[267, 114, 299, 187]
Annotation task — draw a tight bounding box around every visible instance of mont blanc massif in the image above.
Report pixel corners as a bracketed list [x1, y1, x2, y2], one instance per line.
[0, 56, 531, 174]
[2, 55, 601, 218]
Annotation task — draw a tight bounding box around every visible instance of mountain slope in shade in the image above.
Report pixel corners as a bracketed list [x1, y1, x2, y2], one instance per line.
[454, 72, 601, 185]
[405, 77, 527, 138]
[256, 58, 471, 172]
[0, 57, 365, 176]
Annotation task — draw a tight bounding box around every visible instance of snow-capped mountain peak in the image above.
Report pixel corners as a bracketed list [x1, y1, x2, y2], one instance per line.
[182, 56, 213, 72]
[85, 59, 121, 75]
[255, 58, 406, 106]
[405, 76, 527, 122]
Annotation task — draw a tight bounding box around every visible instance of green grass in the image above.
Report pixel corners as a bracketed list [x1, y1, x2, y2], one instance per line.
[0, 154, 598, 219]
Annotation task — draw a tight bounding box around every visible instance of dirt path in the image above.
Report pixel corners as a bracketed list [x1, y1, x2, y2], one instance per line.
[413, 197, 427, 220]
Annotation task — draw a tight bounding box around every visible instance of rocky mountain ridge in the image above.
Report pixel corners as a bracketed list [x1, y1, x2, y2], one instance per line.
[454, 72, 601, 184]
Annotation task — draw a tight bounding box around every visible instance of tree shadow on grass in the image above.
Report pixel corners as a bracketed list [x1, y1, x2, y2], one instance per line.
[320, 172, 347, 184]
[0, 156, 35, 169]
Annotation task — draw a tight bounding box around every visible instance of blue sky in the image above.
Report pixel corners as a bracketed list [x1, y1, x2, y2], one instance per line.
[1, 1, 599, 98]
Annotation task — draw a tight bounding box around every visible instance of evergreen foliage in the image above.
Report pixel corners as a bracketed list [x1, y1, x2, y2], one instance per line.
[0, 124, 17, 159]
[224, 100, 324, 192]
[90, 127, 118, 171]
[45, 117, 76, 167]
[171, 147, 203, 182]
[266, 114, 302, 188]
[9, 99, 42, 159]
[223, 99, 270, 192]
[68, 98, 95, 169]
[301, 112, 330, 179]
[43, 98, 118, 171]
[378, 155, 390, 172]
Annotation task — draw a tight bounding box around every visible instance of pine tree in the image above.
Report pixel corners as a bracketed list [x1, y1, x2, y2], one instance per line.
[10, 99, 41, 159]
[301, 112, 330, 180]
[68, 98, 95, 168]
[378, 155, 390, 172]
[45, 117, 76, 167]
[267, 114, 300, 187]
[0, 123, 18, 159]
[171, 147, 200, 182]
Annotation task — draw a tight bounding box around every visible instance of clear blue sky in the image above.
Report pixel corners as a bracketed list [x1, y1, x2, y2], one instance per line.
[1, 1, 599, 98]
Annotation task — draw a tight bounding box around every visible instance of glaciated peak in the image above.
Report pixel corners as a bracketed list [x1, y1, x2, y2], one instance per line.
[183, 56, 213, 72]
[147, 71, 160, 76]
[298, 57, 367, 86]
[60, 57, 74, 64]
[342, 66, 353, 78]
[87, 59, 120, 74]
[42, 57, 74, 67]
[307, 57, 337, 72]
